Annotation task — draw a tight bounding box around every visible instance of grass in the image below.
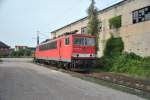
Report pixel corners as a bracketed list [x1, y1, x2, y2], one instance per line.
[93, 52, 150, 79]
[94, 36, 150, 79]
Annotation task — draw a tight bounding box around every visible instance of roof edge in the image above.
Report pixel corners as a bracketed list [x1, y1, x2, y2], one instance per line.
[0, 41, 10, 48]
[51, 0, 127, 33]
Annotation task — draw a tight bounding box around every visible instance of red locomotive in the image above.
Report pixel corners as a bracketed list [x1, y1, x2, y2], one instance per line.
[34, 31, 96, 71]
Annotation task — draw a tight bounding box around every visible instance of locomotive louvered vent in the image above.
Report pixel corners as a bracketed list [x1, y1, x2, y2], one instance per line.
[57, 30, 78, 38]
[64, 30, 78, 36]
[41, 39, 50, 43]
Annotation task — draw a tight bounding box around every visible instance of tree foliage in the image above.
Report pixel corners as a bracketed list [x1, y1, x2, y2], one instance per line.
[87, 0, 99, 51]
[10, 49, 32, 57]
[87, 0, 99, 35]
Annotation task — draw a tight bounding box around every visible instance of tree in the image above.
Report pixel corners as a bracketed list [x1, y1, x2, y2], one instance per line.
[10, 49, 32, 57]
[87, 0, 99, 51]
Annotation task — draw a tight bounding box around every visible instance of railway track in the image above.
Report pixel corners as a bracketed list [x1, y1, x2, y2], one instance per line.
[34, 62, 150, 99]
[86, 73, 150, 92]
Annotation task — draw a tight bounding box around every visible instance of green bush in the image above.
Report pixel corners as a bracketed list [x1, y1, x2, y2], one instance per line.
[104, 36, 124, 57]
[110, 53, 150, 78]
[95, 53, 150, 78]
[109, 15, 122, 29]
[10, 49, 32, 57]
[94, 36, 150, 78]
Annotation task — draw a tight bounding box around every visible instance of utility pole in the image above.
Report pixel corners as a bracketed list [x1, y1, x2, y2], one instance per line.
[36, 30, 49, 45]
[37, 31, 40, 45]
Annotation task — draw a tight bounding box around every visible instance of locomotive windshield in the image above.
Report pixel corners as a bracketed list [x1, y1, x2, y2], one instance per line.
[74, 37, 95, 46]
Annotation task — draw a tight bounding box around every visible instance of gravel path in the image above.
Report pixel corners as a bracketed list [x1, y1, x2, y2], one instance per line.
[0, 58, 145, 100]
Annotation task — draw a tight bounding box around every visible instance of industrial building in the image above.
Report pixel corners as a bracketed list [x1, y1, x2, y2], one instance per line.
[0, 41, 10, 56]
[51, 0, 150, 57]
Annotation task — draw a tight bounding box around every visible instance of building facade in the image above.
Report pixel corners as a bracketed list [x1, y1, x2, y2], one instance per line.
[51, 0, 150, 57]
[15, 46, 28, 51]
[0, 41, 10, 56]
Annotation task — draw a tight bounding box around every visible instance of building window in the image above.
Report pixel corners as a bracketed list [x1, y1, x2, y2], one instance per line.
[65, 37, 70, 45]
[81, 27, 87, 34]
[98, 22, 102, 32]
[132, 6, 150, 24]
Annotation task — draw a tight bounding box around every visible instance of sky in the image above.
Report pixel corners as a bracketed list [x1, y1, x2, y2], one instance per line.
[0, 0, 122, 48]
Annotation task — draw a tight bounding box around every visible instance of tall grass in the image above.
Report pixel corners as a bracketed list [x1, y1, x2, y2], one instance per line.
[96, 53, 150, 78]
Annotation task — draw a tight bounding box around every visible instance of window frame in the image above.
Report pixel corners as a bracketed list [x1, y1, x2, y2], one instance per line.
[65, 37, 70, 45]
[132, 6, 150, 24]
[98, 21, 102, 32]
[39, 41, 57, 51]
[73, 37, 95, 46]
[81, 27, 88, 34]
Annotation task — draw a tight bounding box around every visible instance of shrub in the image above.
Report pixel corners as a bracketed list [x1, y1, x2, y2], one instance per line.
[95, 52, 150, 78]
[104, 36, 124, 57]
[94, 36, 150, 78]
[109, 15, 122, 29]
[94, 57, 114, 71]
[110, 53, 150, 78]
[9, 49, 32, 57]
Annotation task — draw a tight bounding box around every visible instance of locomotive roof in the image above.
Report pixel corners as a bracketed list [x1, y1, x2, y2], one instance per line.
[38, 34, 95, 46]
[39, 38, 57, 46]
[72, 34, 96, 37]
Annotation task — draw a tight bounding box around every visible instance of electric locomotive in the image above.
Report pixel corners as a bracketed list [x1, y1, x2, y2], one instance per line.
[34, 31, 96, 71]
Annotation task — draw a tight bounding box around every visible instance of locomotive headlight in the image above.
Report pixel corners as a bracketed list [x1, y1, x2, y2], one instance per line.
[72, 53, 79, 57]
[93, 54, 96, 57]
[72, 53, 96, 57]
[91, 54, 96, 57]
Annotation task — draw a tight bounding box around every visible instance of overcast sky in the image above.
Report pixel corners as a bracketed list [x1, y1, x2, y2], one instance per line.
[0, 0, 122, 48]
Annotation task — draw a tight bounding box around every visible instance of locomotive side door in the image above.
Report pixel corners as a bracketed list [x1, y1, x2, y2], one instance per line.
[58, 39, 62, 60]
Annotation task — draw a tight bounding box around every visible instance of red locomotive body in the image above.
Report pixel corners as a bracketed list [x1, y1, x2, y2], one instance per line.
[35, 33, 96, 71]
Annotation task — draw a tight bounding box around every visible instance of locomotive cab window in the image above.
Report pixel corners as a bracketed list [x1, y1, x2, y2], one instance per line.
[85, 38, 95, 46]
[74, 37, 84, 46]
[74, 37, 95, 46]
[65, 37, 70, 45]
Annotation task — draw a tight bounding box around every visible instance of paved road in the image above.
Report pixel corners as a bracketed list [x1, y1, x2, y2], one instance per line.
[0, 58, 145, 100]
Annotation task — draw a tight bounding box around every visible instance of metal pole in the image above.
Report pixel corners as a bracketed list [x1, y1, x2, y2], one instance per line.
[37, 31, 40, 45]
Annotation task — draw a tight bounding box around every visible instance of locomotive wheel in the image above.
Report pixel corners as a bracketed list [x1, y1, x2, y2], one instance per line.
[70, 60, 76, 71]
[57, 61, 62, 68]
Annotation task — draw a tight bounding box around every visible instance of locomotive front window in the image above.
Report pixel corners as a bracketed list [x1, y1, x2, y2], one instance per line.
[74, 37, 84, 46]
[74, 37, 95, 46]
[85, 38, 95, 46]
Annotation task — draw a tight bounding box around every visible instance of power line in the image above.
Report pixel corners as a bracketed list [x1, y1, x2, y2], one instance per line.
[34, 30, 50, 45]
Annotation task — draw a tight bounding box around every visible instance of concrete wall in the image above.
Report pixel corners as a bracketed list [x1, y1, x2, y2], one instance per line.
[98, 0, 150, 57]
[51, 0, 150, 57]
